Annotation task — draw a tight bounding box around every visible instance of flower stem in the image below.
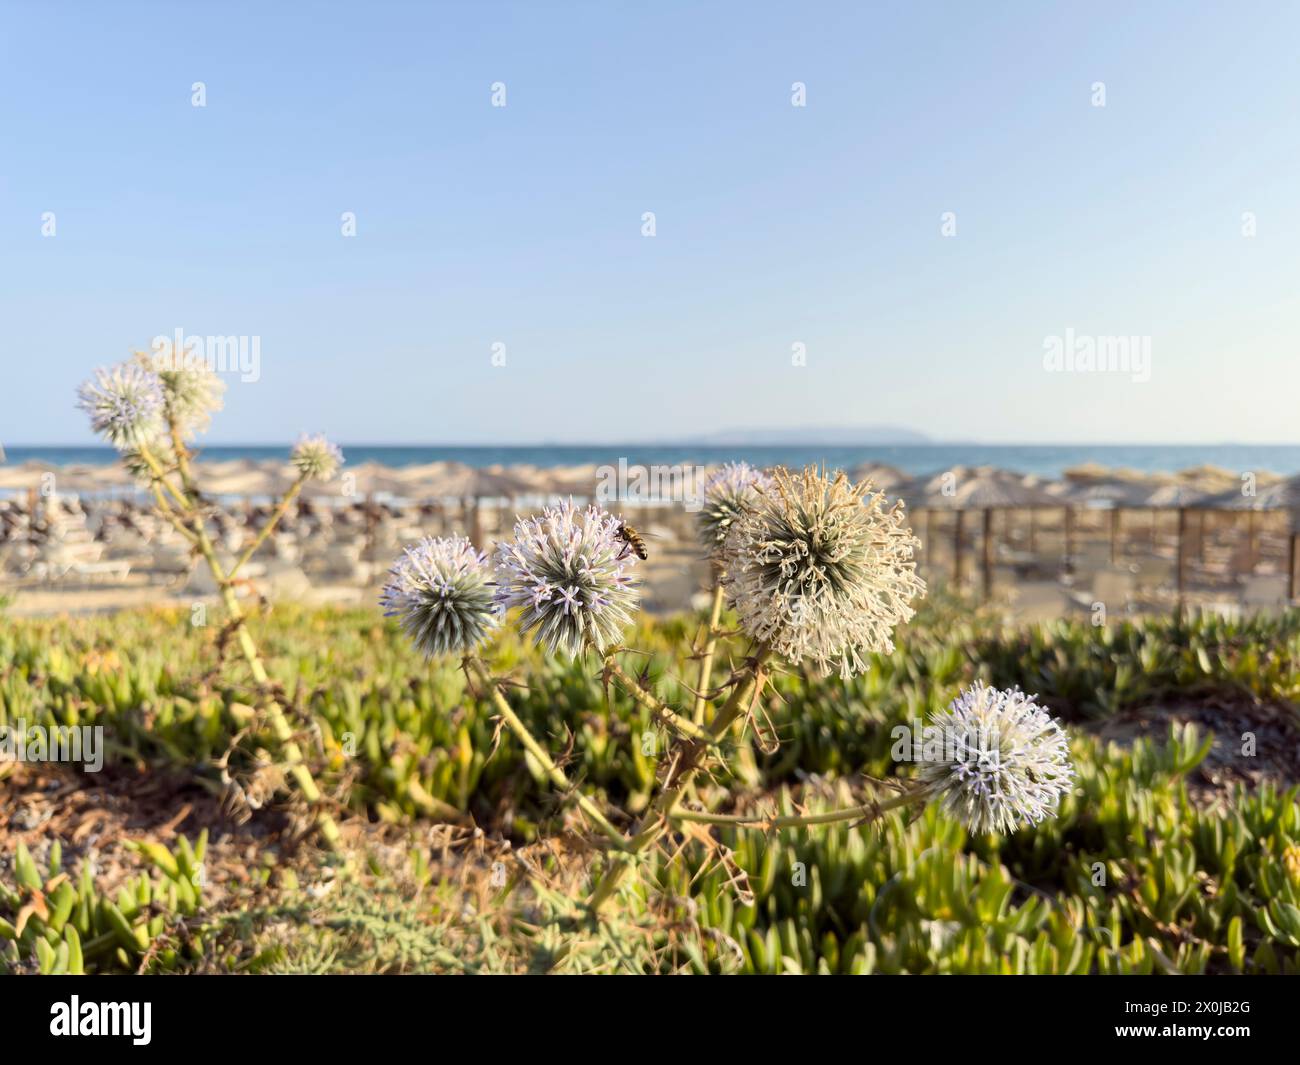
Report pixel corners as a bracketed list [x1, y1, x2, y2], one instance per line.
[692, 577, 726, 725]
[585, 646, 772, 912]
[668, 788, 923, 828]
[148, 432, 341, 849]
[228, 474, 306, 578]
[466, 657, 626, 847]
[603, 654, 715, 745]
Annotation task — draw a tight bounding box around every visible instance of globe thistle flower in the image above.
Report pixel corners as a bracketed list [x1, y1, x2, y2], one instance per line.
[290, 434, 344, 481]
[381, 536, 499, 658]
[915, 683, 1074, 835]
[721, 466, 924, 678]
[141, 349, 225, 437]
[76, 362, 165, 450]
[696, 462, 772, 555]
[494, 500, 640, 657]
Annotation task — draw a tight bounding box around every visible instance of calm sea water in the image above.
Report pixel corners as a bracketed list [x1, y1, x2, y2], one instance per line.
[5, 444, 1300, 479]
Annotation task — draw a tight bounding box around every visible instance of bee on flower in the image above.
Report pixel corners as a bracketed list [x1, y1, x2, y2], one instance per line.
[493, 500, 641, 657]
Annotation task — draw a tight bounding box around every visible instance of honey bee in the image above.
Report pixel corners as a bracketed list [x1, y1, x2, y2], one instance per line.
[615, 519, 649, 561]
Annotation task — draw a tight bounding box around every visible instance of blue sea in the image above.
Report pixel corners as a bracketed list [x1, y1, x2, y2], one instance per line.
[5, 444, 1300, 479]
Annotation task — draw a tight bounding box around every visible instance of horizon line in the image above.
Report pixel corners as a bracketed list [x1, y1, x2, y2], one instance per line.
[7, 440, 1300, 451]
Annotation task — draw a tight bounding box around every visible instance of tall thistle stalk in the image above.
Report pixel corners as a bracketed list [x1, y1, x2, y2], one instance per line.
[377, 469, 1073, 924]
[78, 353, 343, 848]
[369, 460, 1080, 939]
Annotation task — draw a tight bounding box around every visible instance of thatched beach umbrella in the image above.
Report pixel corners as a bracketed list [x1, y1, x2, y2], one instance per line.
[1176, 464, 1239, 495]
[0, 460, 59, 492]
[911, 468, 1058, 599]
[389, 462, 479, 501]
[1204, 475, 1300, 598]
[1141, 483, 1210, 604]
[850, 462, 908, 493]
[1057, 478, 1152, 564]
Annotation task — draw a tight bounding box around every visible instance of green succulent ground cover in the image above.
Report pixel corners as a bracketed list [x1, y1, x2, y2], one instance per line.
[3, 598, 1299, 973]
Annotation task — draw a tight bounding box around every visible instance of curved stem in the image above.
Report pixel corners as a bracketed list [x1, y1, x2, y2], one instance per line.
[466, 657, 626, 847]
[586, 646, 772, 912]
[603, 654, 714, 745]
[156, 422, 340, 848]
[136, 444, 190, 513]
[692, 577, 726, 724]
[668, 788, 922, 829]
[148, 482, 198, 545]
[229, 474, 306, 578]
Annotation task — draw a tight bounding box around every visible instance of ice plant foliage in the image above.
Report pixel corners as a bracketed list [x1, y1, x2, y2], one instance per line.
[380, 536, 499, 658]
[76, 362, 165, 450]
[493, 500, 640, 657]
[696, 461, 772, 554]
[143, 350, 226, 437]
[290, 434, 344, 481]
[722, 466, 925, 678]
[915, 683, 1074, 835]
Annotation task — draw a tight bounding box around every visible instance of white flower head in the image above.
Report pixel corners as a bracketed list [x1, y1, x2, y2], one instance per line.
[722, 466, 925, 678]
[916, 683, 1075, 835]
[494, 500, 640, 657]
[76, 362, 165, 450]
[141, 348, 225, 437]
[291, 434, 344, 481]
[696, 462, 772, 555]
[381, 536, 499, 658]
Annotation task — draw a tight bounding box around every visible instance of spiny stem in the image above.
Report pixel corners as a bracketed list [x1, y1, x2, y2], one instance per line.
[586, 646, 772, 912]
[668, 788, 922, 828]
[146, 481, 198, 545]
[136, 445, 191, 513]
[603, 654, 715, 745]
[692, 577, 726, 725]
[466, 657, 626, 847]
[228, 474, 306, 578]
[156, 424, 341, 849]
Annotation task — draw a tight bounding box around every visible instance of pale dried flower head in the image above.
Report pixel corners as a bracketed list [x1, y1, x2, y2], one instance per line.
[721, 466, 925, 677]
[696, 462, 772, 555]
[381, 536, 499, 658]
[290, 434, 344, 481]
[139, 349, 225, 437]
[494, 500, 640, 657]
[915, 683, 1074, 835]
[76, 362, 165, 450]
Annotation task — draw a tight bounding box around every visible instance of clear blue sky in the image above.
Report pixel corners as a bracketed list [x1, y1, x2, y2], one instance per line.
[2, 1, 1298, 445]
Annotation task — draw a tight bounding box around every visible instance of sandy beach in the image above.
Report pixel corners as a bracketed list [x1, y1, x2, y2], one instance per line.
[2, 458, 1295, 620]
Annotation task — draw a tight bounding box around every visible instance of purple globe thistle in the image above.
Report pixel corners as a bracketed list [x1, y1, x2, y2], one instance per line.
[290, 434, 344, 481]
[915, 683, 1075, 835]
[696, 462, 772, 555]
[381, 536, 499, 657]
[494, 500, 640, 657]
[76, 362, 165, 450]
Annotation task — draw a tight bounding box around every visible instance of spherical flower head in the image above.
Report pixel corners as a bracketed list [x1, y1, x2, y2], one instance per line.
[76, 362, 165, 450]
[381, 536, 499, 657]
[291, 434, 344, 481]
[494, 500, 640, 658]
[696, 462, 772, 555]
[915, 683, 1075, 835]
[140, 349, 225, 437]
[721, 466, 925, 678]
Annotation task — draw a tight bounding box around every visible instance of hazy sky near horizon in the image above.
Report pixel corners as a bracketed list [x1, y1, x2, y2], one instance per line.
[2, 1, 1299, 446]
